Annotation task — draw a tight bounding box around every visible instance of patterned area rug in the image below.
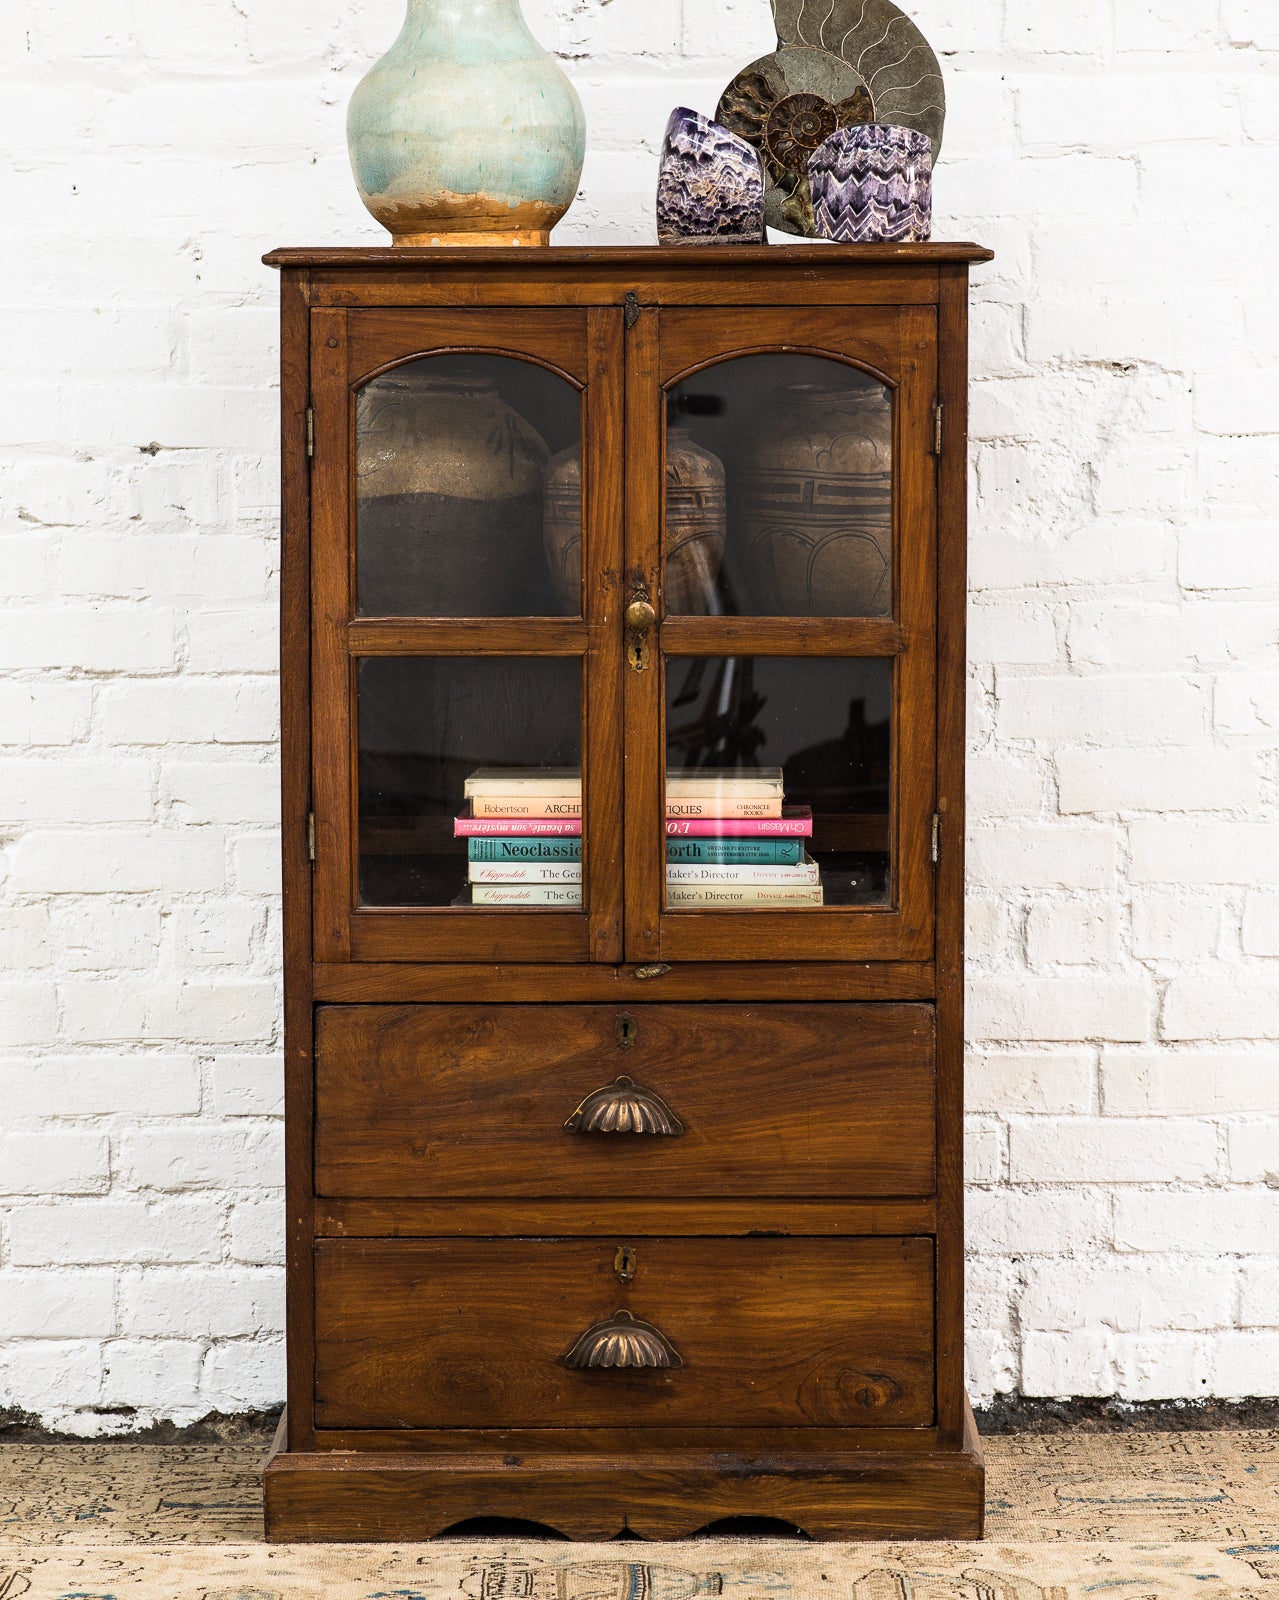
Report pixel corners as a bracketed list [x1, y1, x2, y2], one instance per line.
[1, 1432, 1278, 1598]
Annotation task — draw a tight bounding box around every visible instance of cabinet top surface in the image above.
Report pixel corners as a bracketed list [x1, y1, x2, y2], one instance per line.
[264, 242, 994, 270]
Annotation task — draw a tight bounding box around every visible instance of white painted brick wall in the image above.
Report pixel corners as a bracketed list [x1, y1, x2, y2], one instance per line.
[0, 0, 1276, 1431]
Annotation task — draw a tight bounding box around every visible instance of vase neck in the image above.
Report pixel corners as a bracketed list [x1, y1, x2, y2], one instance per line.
[403, 0, 531, 39]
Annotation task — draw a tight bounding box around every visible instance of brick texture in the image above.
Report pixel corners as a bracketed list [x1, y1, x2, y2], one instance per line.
[0, 0, 1275, 1431]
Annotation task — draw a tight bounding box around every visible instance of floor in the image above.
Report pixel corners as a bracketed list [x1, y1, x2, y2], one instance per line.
[1, 1431, 1277, 1596]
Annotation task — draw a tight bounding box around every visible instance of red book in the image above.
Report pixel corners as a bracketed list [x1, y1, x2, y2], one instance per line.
[455, 815, 583, 838]
[664, 807, 812, 839]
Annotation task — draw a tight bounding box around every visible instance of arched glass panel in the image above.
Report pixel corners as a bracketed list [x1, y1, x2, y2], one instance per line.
[664, 354, 892, 618]
[356, 354, 582, 617]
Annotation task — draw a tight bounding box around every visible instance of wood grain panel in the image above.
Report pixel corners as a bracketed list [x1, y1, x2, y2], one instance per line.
[314, 1236, 935, 1430]
[348, 618, 590, 655]
[583, 306, 626, 964]
[307, 1424, 940, 1454]
[622, 300, 664, 963]
[345, 307, 590, 384]
[265, 243, 995, 268]
[661, 616, 904, 655]
[279, 268, 318, 1448]
[311, 960, 935, 1002]
[657, 305, 905, 386]
[314, 1002, 935, 1199]
[315, 1198, 937, 1237]
[934, 265, 972, 1443]
[265, 1431, 984, 1541]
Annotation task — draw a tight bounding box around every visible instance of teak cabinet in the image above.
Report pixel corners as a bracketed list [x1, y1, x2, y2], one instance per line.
[263, 243, 993, 1541]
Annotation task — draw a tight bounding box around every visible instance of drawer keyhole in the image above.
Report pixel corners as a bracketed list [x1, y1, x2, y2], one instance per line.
[614, 1244, 638, 1283]
[616, 1015, 638, 1049]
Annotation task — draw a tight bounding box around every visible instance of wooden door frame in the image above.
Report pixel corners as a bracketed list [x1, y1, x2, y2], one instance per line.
[623, 304, 939, 965]
[309, 306, 625, 965]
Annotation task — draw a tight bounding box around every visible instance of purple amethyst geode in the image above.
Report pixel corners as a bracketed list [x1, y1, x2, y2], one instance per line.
[809, 123, 933, 245]
[657, 106, 766, 246]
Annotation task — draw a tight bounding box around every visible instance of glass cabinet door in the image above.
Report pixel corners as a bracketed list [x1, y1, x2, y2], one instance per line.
[310, 309, 624, 964]
[625, 305, 938, 964]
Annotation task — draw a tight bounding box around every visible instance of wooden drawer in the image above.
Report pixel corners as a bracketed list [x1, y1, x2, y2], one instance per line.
[314, 1003, 935, 1199]
[314, 1236, 935, 1430]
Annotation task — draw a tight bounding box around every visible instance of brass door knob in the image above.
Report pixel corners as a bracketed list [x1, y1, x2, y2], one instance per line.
[626, 598, 657, 633]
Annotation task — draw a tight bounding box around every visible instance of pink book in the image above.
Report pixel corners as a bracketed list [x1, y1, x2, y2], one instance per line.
[455, 816, 583, 838]
[664, 796, 783, 820]
[664, 807, 812, 839]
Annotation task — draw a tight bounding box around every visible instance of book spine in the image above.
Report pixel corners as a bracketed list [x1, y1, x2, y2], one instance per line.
[664, 796, 783, 820]
[665, 883, 825, 907]
[665, 815, 811, 838]
[468, 863, 582, 884]
[470, 884, 584, 907]
[468, 839, 582, 862]
[665, 861, 819, 886]
[455, 818, 583, 838]
[665, 839, 801, 865]
[469, 796, 582, 819]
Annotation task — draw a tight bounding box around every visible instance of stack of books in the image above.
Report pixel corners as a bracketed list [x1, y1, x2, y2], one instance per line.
[665, 767, 822, 908]
[452, 766, 822, 910]
[455, 768, 583, 907]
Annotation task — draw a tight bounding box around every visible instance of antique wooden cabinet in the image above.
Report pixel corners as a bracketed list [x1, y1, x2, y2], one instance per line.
[262, 243, 993, 1541]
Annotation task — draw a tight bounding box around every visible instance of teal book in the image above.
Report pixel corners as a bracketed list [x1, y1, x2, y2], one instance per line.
[665, 838, 802, 866]
[468, 838, 582, 863]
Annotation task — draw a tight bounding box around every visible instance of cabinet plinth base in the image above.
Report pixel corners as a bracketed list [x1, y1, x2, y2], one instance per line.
[263, 1418, 985, 1543]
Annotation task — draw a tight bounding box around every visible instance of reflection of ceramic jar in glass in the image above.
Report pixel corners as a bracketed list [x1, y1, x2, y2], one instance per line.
[738, 383, 893, 616]
[356, 372, 550, 616]
[542, 425, 726, 615]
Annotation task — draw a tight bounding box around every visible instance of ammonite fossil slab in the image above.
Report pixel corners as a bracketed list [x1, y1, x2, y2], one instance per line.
[716, 0, 944, 237]
[810, 122, 933, 243]
[656, 106, 766, 246]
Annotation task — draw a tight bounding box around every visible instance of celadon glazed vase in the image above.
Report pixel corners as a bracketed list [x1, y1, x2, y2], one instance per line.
[347, 0, 586, 247]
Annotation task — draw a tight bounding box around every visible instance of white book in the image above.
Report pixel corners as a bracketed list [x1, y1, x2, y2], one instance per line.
[468, 862, 583, 884]
[471, 883, 584, 907]
[665, 853, 820, 886]
[465, 767, 581, 798]
[463, 767, 782, 800]
[665, 882, 825, 908]
[665, 766, 784, 798]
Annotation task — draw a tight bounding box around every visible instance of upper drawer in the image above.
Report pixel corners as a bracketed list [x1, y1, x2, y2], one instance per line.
[314, 1003, 935, 1199]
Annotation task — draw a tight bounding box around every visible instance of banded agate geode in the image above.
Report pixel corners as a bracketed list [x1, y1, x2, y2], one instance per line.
[809, 123, 933, 244]
[656, 107, 766, 246]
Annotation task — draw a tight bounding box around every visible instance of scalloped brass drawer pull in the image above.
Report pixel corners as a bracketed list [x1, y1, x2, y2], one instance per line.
[563, 1074, 684, 1137]
[562, 1309, 683, 1370]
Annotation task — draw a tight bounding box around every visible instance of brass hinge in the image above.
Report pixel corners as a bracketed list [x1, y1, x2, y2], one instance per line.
[307, 811, 317, 862]
[931, 812, 941, 866]
[932, 402, 943, 456]
[305, 407, 315, 458]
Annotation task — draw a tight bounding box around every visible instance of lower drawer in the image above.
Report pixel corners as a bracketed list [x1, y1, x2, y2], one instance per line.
[314, 1236, 935, 1431]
